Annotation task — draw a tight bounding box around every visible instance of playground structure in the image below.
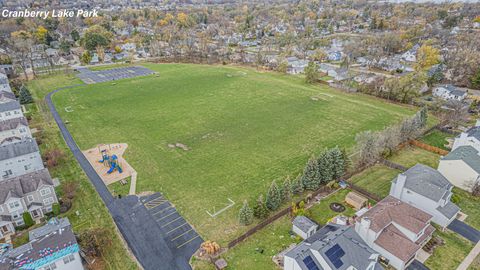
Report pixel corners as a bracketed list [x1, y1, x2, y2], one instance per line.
[83, 143, 137, 195]
[99, 149, 123, 174]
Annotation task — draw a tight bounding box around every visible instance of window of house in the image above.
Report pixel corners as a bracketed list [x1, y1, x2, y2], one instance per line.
[24, 164, 31, 171]
[43, 197, 54, 205]
[3, 170, 12, 178]
[27, 195, 34, 202]
[5, 112, 10, 116]
[63, 254, 75, 264]
[40, 188, 51, 196]
[43, 262, 57, 270]
[8, 201, 20, 209]
[11, 211, 20, 219]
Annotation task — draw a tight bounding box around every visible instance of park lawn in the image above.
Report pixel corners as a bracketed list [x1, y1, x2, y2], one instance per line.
[420, 130, 453, 150]
[348, 165, 401, 198]
[107, 178, 131, 197]
[308, 189, 356, 224]
[51, 63, 416, 244]
[388, 146, 441, 169]
[425, 229, 473, 270]
[26, 73, 138, 270]
[453, 188, 480, 230]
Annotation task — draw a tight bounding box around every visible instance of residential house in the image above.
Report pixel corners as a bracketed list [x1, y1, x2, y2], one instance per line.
[355, 196, 435, 270]
[390, 164, 460, 227]
[0, 73, 12, 92]
[0, 138, 44, 180]
[0, 65, 14, 77]
[292, 216, 318, 240]
[327, 51, 342, 62]
[0, 169, 57, 236]
[401, 44, 420, 62]
[0, 98, 23, 121]
[438, 146, 480, 192]
[0, 117, 31, 144]
[284, 223, 383, 270]
[0, 218, 84, 270]
[286, 57, 309, 74]
[452, 120, 480, 152]
[433, 84, 467, 101]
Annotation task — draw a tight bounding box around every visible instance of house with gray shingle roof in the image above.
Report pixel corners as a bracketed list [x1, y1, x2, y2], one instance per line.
[0, 218, 84, 270]
[355, 196, 434, 270]
[284, 224, 383, 270]
[0, 98, 23, 121]
[292, 216, 318, 239]
[433, 84, 467, 101]
[0, 169, 57, 238]
[0, 138, 44, 180]
[390, 164, 460, 227]
[438, 145, 480, 192]
[0, 117, 31, 145]
[452, 120, 480, 153]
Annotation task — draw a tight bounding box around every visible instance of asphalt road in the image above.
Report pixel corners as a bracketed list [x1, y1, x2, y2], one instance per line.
[46, 85, 198, 270]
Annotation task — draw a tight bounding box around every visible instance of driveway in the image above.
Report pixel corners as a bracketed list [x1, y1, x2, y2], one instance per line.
[448, 219, 480, 244]
[407, 260, 430, 270]
[46, 85, 200, 270]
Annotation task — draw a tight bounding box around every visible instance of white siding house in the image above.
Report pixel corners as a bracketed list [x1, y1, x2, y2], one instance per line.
[0, 117, 31, 144]
[292, 216, 318, 239]
[438, 146, 480, 192]
[390, 164, 460, 228]
[432, 85, 467, 101]
[0, 138, 44, 180]
[0, 99, 23, 121]
[452, 120, 480, 152]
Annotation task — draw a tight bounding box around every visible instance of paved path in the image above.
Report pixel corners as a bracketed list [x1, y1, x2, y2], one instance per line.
[129, 171, 137, 195]
[457, 241, 480, 270]
[46, 85, 198, 270]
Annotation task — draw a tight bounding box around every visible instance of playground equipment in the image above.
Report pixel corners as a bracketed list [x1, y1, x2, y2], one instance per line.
[98, 150, 123, 174]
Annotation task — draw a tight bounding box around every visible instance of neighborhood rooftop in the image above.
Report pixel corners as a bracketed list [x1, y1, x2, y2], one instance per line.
[286, 224, 383, 270]
[442, 145, 480, 174]
[0, 137, 39, 161]
[0, 169, 53, 205]
[0, 117, 28, 132]
[0, 100, 20, 113]
[394, 164, 452, 201]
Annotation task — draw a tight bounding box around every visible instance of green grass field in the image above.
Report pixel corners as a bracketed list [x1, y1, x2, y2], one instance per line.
[51, 63, 416, 243]
[420, 130, 453, 150]
[388, 146, 441, 169]
[348, 165, 401, 198]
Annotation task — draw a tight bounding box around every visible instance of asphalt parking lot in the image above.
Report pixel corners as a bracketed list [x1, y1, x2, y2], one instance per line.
[76, 66, 155, 84]
[140, 193, 203, 257]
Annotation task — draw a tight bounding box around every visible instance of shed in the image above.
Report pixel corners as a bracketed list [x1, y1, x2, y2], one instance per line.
[292, 216, 318, 239]
[345, 191, 368, 210]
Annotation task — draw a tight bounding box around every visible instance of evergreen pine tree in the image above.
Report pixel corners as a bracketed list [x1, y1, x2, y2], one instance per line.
[330, 147, 345, 180]
[302, 156, 321, 190]
[283, 176, 292, 202]
[18, 85, 33, 104]
[341, 148, 351, 172]
[291, 174, 304, 194]
[318, 150, 334, 183]
[266, 181, 282, 211]
[419, 107, 428, 128]
[253, 194, 269, 219]
[238, 200, 254, 225]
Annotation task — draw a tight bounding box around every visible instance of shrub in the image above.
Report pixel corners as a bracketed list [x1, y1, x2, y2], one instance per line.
[44, 149, 65, 168]
[22, 212, 34, 228]
[52, 203, 61, 216]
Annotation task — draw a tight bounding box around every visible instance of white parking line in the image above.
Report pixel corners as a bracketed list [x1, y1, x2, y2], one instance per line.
[176, 235, 200, 249]
[171, 229, 193, 241]
[166, 222, 188, 234]
[156, 211, 178, 222]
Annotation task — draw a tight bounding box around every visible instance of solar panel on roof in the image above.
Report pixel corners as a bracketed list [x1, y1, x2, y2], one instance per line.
[325, 244, 345, 269]
[303, 255, 320, 270]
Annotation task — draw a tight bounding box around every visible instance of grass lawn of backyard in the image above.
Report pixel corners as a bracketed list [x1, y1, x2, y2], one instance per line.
[453, 188, 480, 230]
[425, 229, 473, 270]
[348, 165, 401, 199]
[420, 129, 453, 150]
[51, 63, 416, 244]
[469, 254, 480, 270]
[27, 72, 138, 270]
[202, 189, 359, 270]
[388, 145, 441, 169]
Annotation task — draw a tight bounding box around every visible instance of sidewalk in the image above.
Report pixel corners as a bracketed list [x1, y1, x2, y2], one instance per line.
[457, 241, 480, 270]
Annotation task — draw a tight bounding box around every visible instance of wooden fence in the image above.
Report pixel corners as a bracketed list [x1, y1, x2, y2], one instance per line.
[409, 139, 449, 156]
[227, 186, 330, 249]
[380, 159, 407, 172]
